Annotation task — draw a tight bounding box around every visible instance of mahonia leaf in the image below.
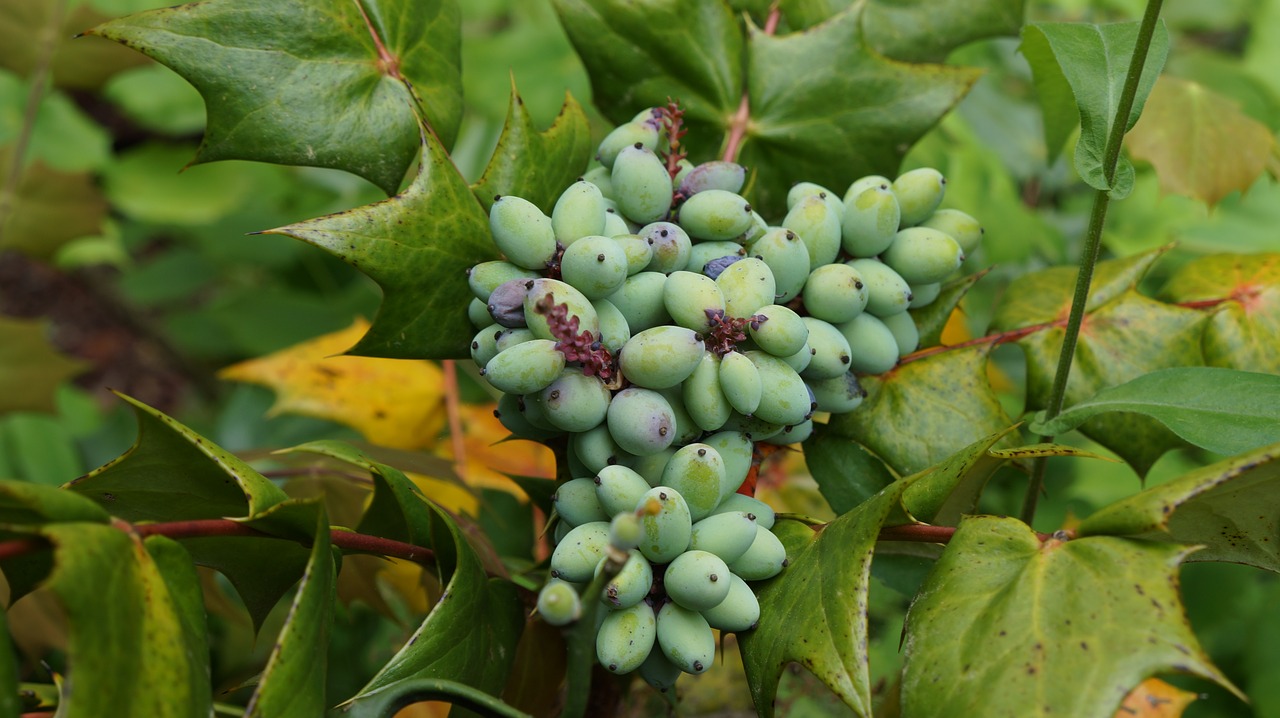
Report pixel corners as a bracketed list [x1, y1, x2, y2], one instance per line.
[471, 81, 593, 215]
[777, 0, 1025, 63]
[340, 488, 523, 712]
[1158, 253, 1280, 374]
[830, 345, 1015, 477]
[218, 319, 448, 450]
[1077, 441, 1280, 573]
[739, 480, 909, 718]
[802, 421, 896, 516]
[1021, 20, 1169, 196]
[1127, 76, 1274, 206]
[87, 0, 462, 194]
[0, 316, 86, 414]
[0, 150, 107, 259]
[266, 118, 496, 360]
[741, 7, 979, 214]
[910, 270, 987, 350]
[245, 508, 335, 718]
[901, 516, 1240, 717]
[30, 526, 212, 717]
[1031, 367, 1280, 457]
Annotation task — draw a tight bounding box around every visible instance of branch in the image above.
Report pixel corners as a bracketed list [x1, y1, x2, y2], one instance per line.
[721, 3, 782, 163]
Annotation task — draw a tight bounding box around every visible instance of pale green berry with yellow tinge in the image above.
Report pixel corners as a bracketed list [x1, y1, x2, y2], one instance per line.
[612, 234, 653, 276]
[749, 304, 808, 358]
[656, 601, 716, 674]
[689, 511, 758, 564]
[550, 521, 612, 582]
[838, 313, 900, 375]
[847, 258, 913, 318]
[881, 309, 920, 357]
[523, 278, 600, 342]
[595, 464, 651, 517]
[561, 235, 629, 299]
[783, 194, 843, 270]
[842, 174, 891, 206]
[553, 477, 608, 527]
[716, 257, 776, 319]
[664, 550, 732, 611]
[727, 524, 788, 580]
[808, 372, 866, 414]
[607, 387, 677, 456]
[639, 646, 683, 692]
[597, 120, 660, 169]
[482, 340, 565, 395]
[597, 601, 657, 674]
[746, 350, 813, 426]
[663, 271, 725, 332]
[572, 424, 623, 473]
[719, 351, 762, 417]
[640, 222, 692, 274]
[552, 180, 608, 246]
[747, 228, 810, 303]
[599, 549, 653, 609]
[841, 183, 900, 258]
[683, 352, 732, 433]
[591, 298, 630, 352]
[909, 281, 942, 308]
[607, 272, 671, 333]
[803, 264, 868, 324]
[660, 443, 727, 521]
[799, 317, 853, 381]
[700, 574, 760, 632]
[712, 493, 775, 529]
[920, 207, 983, 255]
[537, 578, 582, 626]
[635, 486, 692, 564]
[613, 145, 673, 224]
[678, 189, 754, 240]
[786, 181, 843, 216]
[619, 326, 705, 390]
[892, 167, 946, 227]
[541, 370, 611, 433]
[702, 431, 754, 499]
[489, 195, 556, 270]
[881, 227, 964, 285]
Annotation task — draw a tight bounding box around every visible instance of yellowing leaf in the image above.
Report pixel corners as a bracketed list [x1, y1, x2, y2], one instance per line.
[219, 319, 447, 450]
[434, 403, 556, 496]
[1128, 76, 1274, 206]
[1114, 678, 1197, 718]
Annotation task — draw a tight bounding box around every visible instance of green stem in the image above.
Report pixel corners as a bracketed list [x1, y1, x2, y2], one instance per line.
[0, 0, 66, 246]
[1020, 0, 1165, 524]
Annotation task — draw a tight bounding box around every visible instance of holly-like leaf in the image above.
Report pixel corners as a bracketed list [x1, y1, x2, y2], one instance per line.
[218, 319, 449, 450]
[87, 0, 462, 194]
[1030, 367, 1280, 457]
[1158, 253, 1280, 374]
[802, 421, 896, 516]
[1077, 441, 1280, 573]
[245, 509, 335, 718]
[267, 119, 495, 360]
[340, 496, 523, 711]
[0, 316, 86, 414]
[1021, 20, 1169, 196]
[0, 479, 109, 526]
[741, 7, 979, 215]
[901, 516, 1240, 717]
[551, 0, 743, 151]
[831, 345, 1015, 477]
[67, 392, 294, 523]
[739, 480, 909, 718]
[32, 525, 213, 718]
[471, 82, 593, 215]
[0, 151, 107, 259]
[1127, 76, 1274, 206]
[862, 0, 1025, 63]
[177, 535, 310, 632]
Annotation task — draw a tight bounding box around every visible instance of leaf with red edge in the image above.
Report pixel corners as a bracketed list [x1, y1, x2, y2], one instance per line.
[87, 0, 462, 194]
[266, 118, 496, 360]
[1158, 253, 1280, 374]
[830, 345, 1015, 477]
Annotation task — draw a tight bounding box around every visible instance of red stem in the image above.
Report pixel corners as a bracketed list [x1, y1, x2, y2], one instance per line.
[722, 3, 781, 163]
[354, 0, 400, 78]
[878, 524, 1059, 543]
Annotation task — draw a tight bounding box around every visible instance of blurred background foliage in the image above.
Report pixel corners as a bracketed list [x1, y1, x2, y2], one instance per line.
[0, 0, 1277, 716]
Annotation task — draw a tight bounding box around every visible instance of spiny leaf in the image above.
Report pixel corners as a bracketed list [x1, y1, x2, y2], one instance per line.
[802, 421, 896, 516]
[0, 316, 87, 414]
[0, 151, 107, 259]
[551, 0, 743, 153]
[901, 516, 1240, 717]
[1020, 20, 1169, 197]
[861, 0, 1025, 63]
[87, 0, 462, 194]
[32, 525, 212, 718]
[830, 345, 1015, 477]
[1077, 441, 1280, 573]
[1127, 76, 1274, 206]
[218, 319, 449, 450]
[1158, 253, 1280, 374]
[341, 494, 523, 712]
[1030, 367, 1280, 456]
[0, 479, 109, 525]
[471, 82, 593, 215]
[741, 7, 980, 214]
[245, 509, 335, 718]
[739, 480, 909, 718]
[910, 270, 987, 350]
[267, 119, 495, 360]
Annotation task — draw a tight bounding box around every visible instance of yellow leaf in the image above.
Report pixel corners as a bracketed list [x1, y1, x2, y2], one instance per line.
[1128, 76, 1274, 206]
[434, 403, 556, 497]
[219, 319, 447, 450]
[1114, 677, 1197, 718]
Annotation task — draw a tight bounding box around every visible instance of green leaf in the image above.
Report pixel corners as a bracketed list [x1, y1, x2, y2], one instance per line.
[802, 421, 896, 516]
[741, 7, 980, 215]
[0, 316, 86, 414]
[0, 601, 18, 718]
[341, 501, 524, 712]
[1158, 253, 1280, 374]
[0, 479, 109, 525]
[470, 82, 593, 215]
[101, 142, 260, 225]
[246, 509, 336, 718]
[1, 414, 81, 486]
[910, 270, 986, 350]
[1030, 367, 1280, 456]
[1127, 76, 1274, 206]
[739, 481, 909, 718]
[178, 535, 311, 632]
[87, 0, 462, 194]
[900, 428, 1103, 526]
[830, 345, 1015, 477]
[551, 0, 743, 149]
[334, 679, 531, 718]
[0, 152, 107, 260]
[1020, 20, 1169, 197]
[901, 515, 1240, 717]
[67, 392, 294, 523]
[267, 118, 495, 360]
[1077, 442, 1280, 572]
[34, 524, 212, 718]
[862, 0, 1026, 63]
